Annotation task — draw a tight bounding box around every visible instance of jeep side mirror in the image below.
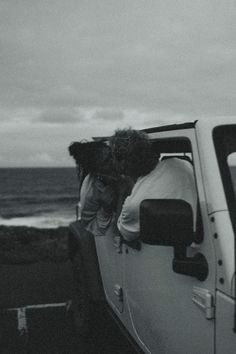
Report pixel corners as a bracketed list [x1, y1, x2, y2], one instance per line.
[140, 199, 208, 281]
[140, 199, 194, 247]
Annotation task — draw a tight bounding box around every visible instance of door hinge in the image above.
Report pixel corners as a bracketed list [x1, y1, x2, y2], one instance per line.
[113, 236, 122, 254]
[192, 287, 215, 320]
[114, 284, 123, 302]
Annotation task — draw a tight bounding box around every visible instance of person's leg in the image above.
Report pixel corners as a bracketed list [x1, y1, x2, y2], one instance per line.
[78, 230, 104, 303]
[70, 221, 104, 335]
[71, 249, 90, 334]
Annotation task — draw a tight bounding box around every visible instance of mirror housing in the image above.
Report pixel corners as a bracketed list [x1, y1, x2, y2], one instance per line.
[139, 199, 208, 281]
[140, 199, 194, 247]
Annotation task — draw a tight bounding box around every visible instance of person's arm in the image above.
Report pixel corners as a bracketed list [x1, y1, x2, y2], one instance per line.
[117, 196, 140, 242]
[81, 179, 116, 236]
[115, 176, 134, 217]
[80, 181, 100, 228]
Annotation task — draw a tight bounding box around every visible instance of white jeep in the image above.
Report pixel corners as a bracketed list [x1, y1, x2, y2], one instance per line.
[68, 117, 236, 354]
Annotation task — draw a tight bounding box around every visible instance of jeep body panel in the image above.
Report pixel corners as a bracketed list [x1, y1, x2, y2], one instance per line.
[120, 126, 216, 353]
[69, 117, 236, 353]
[216, 292, 236, 354]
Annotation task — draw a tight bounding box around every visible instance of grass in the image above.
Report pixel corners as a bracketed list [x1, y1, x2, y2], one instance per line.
[0, 226, 69, 265]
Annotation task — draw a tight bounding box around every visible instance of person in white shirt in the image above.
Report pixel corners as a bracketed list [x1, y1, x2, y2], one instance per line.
[110, 128, 197, 242]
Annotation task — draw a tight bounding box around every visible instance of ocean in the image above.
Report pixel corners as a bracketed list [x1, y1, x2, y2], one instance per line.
[0, 168, 79, 229]
[1, 166, 236, 229]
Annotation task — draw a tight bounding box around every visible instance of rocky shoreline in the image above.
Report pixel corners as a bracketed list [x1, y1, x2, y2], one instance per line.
[0, 225, 69, 265]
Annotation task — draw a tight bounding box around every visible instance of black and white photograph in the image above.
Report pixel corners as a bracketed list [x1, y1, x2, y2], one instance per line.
[0, 1, 236, 353]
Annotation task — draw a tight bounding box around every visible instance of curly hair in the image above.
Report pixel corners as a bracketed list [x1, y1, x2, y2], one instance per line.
[109, 128, 159, 178]
[69, 141, 111, 175]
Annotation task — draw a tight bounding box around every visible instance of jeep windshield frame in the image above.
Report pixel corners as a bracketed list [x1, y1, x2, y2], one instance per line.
[213, 125, 236, 333]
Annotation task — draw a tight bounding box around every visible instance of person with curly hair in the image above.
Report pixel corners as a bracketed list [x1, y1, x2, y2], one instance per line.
[110, 129, 158, 179]
[110, 128, 197, 242]
[69, 141, 117, 230]
[68, 140, 118, 334]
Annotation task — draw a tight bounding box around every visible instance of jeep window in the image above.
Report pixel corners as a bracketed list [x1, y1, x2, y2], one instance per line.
[151, 138, 193, 168]
[150, 137, 203, 243]
[213, 125, 236, 216]
[213, 125, 236, 331]
[228, 153, 236, 196]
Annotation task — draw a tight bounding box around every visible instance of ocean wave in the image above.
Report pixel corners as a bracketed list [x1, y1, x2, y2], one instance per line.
[0, 214, 76, 229]
[1, 194, 78, 204]
[1, 212, 40, 219]
[1, 202, 77, 221]
[0, 206, 59, 219]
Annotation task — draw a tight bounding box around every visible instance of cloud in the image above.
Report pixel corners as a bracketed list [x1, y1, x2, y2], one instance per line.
[29, 153, 53, 164]
[37, 107, 84, 124]
[92, 108, 124, 121]
[0, 0, 236, 116]
[0, 1, 236, 166]
[0, 107, 41, 124]
[44, 85, 81, 107]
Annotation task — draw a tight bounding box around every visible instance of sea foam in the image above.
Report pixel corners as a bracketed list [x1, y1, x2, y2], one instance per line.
[0, 214, 75, 229]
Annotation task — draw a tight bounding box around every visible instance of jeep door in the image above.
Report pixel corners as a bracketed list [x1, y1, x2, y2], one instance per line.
[95, 216, 124, 314]
[123, 129, 216, 354]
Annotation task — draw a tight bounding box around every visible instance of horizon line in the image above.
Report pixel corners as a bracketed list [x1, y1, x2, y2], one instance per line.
[0, 166, 75, 169]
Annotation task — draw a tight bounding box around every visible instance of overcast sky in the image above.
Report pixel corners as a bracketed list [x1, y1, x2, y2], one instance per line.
[0, 0, 236, 167]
